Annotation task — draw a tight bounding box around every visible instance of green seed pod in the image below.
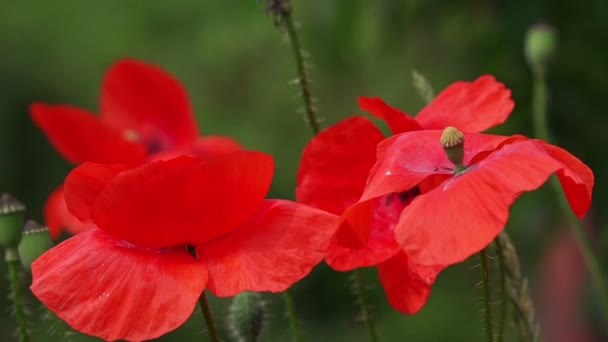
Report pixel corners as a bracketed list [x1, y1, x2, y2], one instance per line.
[525, 23, 557, 76]
[0, 193, 26, 248]
[18, 220, 53, 271]
[228, 292, 266, 342]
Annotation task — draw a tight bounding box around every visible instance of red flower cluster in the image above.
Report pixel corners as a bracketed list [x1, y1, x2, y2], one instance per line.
[30, 59, 241, 237]
[297, 76, 593, 314]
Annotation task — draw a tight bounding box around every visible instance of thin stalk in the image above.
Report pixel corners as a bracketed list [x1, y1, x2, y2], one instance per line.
[6, 248, 30, 342]
[198, 291, 220, 342]
[531, 72, 608, 317]
[494, 239, 507, 342]
[479, 248, 494, 342]
[353, 269, 378, 342]
[282, 291, 303, 342]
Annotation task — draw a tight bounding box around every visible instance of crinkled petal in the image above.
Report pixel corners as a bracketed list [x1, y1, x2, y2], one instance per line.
[297, 116, 384, 215]
[30, 103, 147, 164]
[358, 97, 421, 134]
[31, 229, 208, 341]
[100, 58, 198, 149]
[539, 142, 594, 218]
[415, 75, 514, 132]
[45, 186, 95, 238]
[377, 252, 443, 314]
[395, 140, 565, 265]
[92, 152, 274, 249]
[201, 199, 339, 296]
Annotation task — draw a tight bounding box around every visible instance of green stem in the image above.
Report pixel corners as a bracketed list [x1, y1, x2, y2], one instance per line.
[6, 248, 30, 342]
[532, 72, 608, 318]
[282, 291, 303, 342]
[494, 239, 507, 342]
[198, 291, 220, 342]
[479, 248, 494, 342]
[353, 269, 378, 342]
[279, 2, 320, 135]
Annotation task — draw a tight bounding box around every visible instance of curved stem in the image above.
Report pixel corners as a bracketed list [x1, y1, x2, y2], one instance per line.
[494, 239, 507, 342]
[479, 248, 494, 342]
[353, 269, 378, 342]
[282, 291, 303, 342]
[6, 248, 30, 342]
[198, 291, 220, 342]
[531, 72, 608, 317]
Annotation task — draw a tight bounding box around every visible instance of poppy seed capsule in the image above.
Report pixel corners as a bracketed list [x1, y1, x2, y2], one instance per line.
[440, 127, 466, 171]
[18, 220, 53, 271]
[0, 193, 26, 248]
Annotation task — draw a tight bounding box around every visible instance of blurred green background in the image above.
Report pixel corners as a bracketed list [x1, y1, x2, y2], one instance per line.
[1, 0, 607, 341]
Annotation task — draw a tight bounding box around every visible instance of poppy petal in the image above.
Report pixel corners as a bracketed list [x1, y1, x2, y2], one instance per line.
[377, 252, 443, 314]
[395, 140, 565, 265]
[539, 142, 594, 218]
[296, 116, 384, 215]
[190, 135, 243, 159]
[414, 75, 514, 132]
[100, 58, 198, 149]
[44, 186, 95, 238]
[30, 229, 208, 341]
[30, 103, 147, 164]
[92, 152, 274, 249]
[64, 163, 130, 223]
[201, 199, 339, 296]
[358, 97, 421, 134]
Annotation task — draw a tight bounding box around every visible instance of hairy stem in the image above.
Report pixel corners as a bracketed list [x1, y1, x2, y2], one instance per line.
[494, 239, 507, 342]
[479, 248, 494, 342]
[6, 248, 30, 342]
[282, 291, 303, 342]
[353, 269, 378, 342]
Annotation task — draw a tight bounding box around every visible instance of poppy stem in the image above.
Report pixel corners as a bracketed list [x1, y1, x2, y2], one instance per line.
[282, 291, 303, 342]
[5, 248, 30, 342]
[198, 291, 220, 342]
[493, 238, 507, 342]
[532, 71, 608, 318]
[479, 248, 494, 342]
[268, 0, 321, 135]
[353, 269, 379, 342]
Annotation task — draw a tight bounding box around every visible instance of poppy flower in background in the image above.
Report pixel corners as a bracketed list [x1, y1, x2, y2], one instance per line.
[30, 58, 241, 237]
[31, 152, 339, 341]
[296, 75, 514, 314]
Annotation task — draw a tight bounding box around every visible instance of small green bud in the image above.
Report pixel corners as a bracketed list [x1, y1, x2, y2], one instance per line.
[525, 23, 557, 76]
[228, 292, 266, 342]
[412, 69, 435, 105]
[18, 220, 53, 271]
[440, 127, 466, 172]
[0, 193, 26, 248]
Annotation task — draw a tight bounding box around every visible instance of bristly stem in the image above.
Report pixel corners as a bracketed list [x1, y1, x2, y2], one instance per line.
[494, 238, 507, 342]
[198, 291, 220, 342]
[531, 71, 608, 318]
[282, 291, 303, 342]
[6, 248, 30, 342]
[353, 269, 379, 342]
[269, 0, 320, 134]
[479, 248, 494, 342]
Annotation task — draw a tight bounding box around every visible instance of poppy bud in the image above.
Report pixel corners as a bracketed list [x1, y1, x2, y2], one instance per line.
[18, 220, 53, 271]
[0, 193, 26, 249]
[525, 23, 557, 77]
[440, 126, 466, 172]
[228, 291, 267, 342]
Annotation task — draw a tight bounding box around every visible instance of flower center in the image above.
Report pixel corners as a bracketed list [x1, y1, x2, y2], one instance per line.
[440, 126, 466, 173]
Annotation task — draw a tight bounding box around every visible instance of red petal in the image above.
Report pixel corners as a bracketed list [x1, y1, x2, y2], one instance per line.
[44, 186, 95, 238]
[297, 116, 384, 215]
[377, 252, 443, 314]
[30, 103, 147, 164]
[415, 75, 514, 132]
[201, 199, 339, 296]
[539, 142, 594, 218]
[92, 152, 274, 249]
[100, 58, 198, 149]
[31, 229, 207, 341]
[64, 163, 130, 223]
[358, 97, 421, 134]
[395, 140, 564, 265]
[189, 135, 242, 159]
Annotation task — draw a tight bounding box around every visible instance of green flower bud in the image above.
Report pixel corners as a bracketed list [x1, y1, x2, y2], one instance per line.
[228, 292, 267, 342]
[0, 193, 26, 248]
[18, 220, 53, 271]
[525, 23, 557, 76]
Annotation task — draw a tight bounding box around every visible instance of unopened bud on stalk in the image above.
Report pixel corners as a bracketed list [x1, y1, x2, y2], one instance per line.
[440, 127, 466, 173]
[0, 193, 26, 248]
[228, 292, 267, 342]
[18, 220, 53, 271]
[525, 23, 557, 77]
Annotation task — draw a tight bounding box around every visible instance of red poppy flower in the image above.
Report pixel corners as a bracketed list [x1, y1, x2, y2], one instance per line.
[31, 152, 339, 341]
[296, 75, 514, 313]
[30, 58, 241, 237]
[343, 130, 593, 267]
